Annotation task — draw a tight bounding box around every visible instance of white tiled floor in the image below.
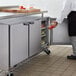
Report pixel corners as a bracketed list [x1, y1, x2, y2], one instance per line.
[7, 45, 76, 76]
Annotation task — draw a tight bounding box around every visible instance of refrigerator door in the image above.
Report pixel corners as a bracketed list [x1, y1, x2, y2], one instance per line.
[29, 20, 41, 56]
[10, 23, 28, 67]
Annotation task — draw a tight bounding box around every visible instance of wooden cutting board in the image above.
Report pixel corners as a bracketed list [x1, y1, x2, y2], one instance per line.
[0, 8, 41, 13]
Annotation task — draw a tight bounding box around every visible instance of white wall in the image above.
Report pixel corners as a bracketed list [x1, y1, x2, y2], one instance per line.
[29, 0, 64, 18]
[0, 0, 64, 17]
[0, 0, 29, 7]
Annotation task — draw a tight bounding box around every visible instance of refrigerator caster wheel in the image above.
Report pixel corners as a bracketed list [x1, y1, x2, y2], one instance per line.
[47, 50, 51, 55]
[44, 49, 51, 55]
[7, 72, 14, 76]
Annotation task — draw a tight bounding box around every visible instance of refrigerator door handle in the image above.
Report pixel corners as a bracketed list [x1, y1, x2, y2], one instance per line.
[28, 22, 34, 24]
[23, 23, 29, 25]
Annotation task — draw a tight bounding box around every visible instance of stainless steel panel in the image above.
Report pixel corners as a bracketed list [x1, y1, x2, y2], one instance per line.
[10, 23, 28, 67]
[52, 19, 71, 45]
[0, 25, 9, 70]
[29, 20, 41, 56]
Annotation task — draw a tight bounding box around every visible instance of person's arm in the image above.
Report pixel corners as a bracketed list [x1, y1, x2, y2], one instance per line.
[51, 0, 72, 29]
[56, 0, 72, 24]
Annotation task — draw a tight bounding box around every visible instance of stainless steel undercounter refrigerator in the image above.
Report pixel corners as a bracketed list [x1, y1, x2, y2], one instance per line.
[0, 9, 51, 76]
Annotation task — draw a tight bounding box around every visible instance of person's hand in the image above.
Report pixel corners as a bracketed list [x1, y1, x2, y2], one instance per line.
[51, 21, 58, 28]
[48, 21, 58, 29]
